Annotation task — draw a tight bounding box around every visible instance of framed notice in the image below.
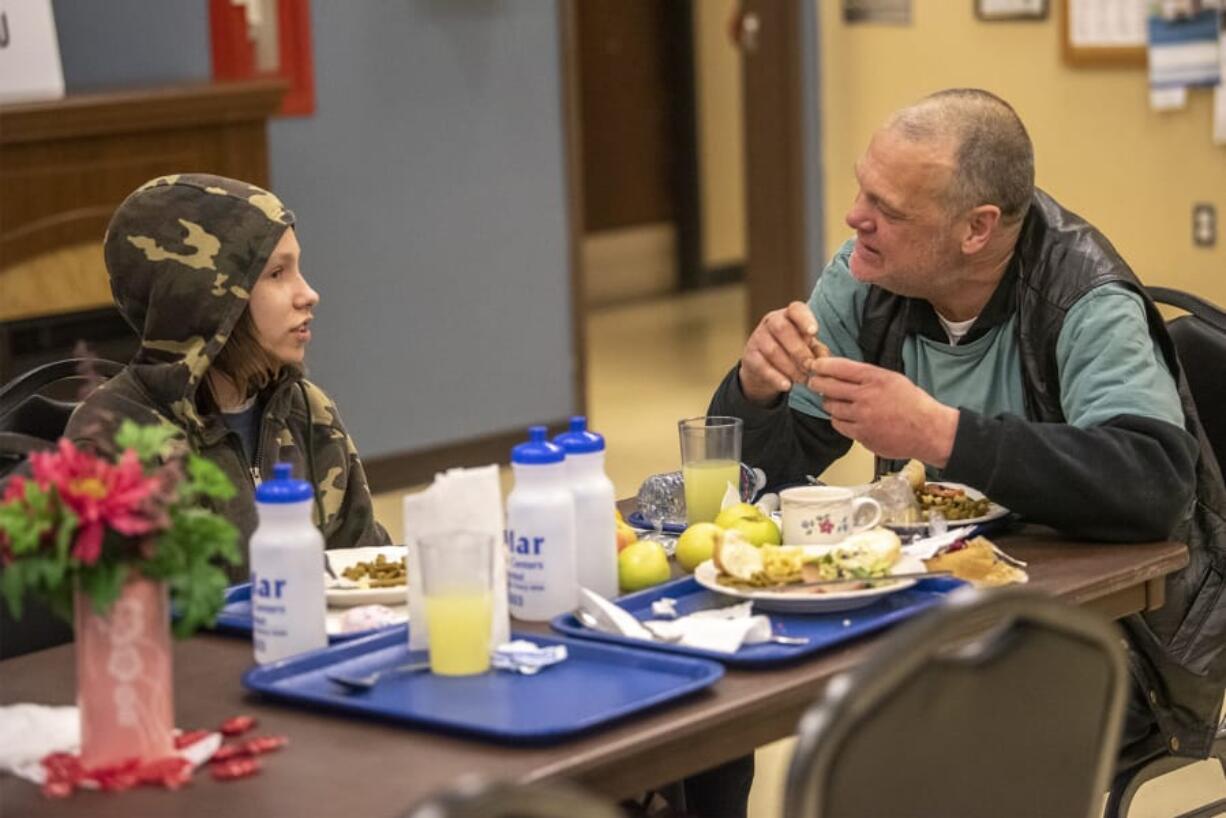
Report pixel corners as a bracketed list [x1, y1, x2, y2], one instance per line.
[0, 0, 65, 103]
[976, 0, 1049, 21]
[1062, 0, 1147, 67]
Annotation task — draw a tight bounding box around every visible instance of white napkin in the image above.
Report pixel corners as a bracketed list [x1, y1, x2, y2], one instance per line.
[402, 464, 509, 651]
[642, 601, 773, 653]
[0, 705, 220, 785]
[0, 705, 78, 774]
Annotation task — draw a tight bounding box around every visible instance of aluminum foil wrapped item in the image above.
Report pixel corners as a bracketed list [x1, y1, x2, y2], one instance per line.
[866, 474, 922, 524]
[492, 640, 568, 675]
[635, 463, 765, 529]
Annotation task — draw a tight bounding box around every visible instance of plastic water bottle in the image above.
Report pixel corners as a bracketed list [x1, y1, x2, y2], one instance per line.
[505, 426, 578, 621]
[554, 416, 619, 600]
[249, 462, 327, 664]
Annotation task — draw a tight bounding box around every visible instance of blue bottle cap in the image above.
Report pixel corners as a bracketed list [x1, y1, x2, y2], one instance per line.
[553, 415, 605, 454]
[255, 462, 314, 503]
[511, 426, 565, 465]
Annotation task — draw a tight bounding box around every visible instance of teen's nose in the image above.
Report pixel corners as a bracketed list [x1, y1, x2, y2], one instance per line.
[296, 275, 320, 310]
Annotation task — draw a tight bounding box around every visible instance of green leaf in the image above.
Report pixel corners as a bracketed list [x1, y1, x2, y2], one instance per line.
[79, 561, 129, 616]
[184, 455, 237, 502]
[1, 563, 26, 620]
[114, 420, 178, 465]
[54, 509, 77, 562]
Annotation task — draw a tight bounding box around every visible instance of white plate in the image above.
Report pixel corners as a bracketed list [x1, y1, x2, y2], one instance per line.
[325, 545, 408, 608]
[691, 551, 928, 614]
[884, 482, 1009, 533]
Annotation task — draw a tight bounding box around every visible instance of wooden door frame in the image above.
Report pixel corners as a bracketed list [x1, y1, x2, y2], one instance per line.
[558, 0, 588, 420]
[740, 0, 818, 328]
[556, 0, 820, 390]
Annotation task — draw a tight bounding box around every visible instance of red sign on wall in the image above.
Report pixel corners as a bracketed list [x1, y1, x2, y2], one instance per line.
[209, 0, 315, 116]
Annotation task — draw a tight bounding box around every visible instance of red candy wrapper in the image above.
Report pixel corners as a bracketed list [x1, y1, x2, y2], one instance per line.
[209, 743, 247, 764]
[211, 757, 261, 781]
[218, 715, 257, 737]
[174, 729, 212, 750]
[243, 735, 289, 755]
[38, 718, 283, 797]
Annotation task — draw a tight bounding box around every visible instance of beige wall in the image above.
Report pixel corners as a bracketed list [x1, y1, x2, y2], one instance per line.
[817, 0, 1226, 304]
[813, 0, 1226, 487]
[694, 0, 747, 269]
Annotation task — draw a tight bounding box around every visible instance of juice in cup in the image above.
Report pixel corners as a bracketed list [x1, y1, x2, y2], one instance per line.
[678, 416, 742, 525]
[424, 591, 493, 676]
[683, 459, 741, 524]
[417, 530, 494, 677]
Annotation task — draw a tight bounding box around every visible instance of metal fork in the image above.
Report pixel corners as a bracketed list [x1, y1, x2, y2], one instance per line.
[327, 660, 430, 692]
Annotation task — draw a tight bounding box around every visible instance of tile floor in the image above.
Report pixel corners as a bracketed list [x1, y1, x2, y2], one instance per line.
[374, 283, 1225, 817]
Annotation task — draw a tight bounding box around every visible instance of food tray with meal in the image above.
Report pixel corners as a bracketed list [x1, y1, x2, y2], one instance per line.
[210, 583, 405, 643]
[554, 530, 966, 668]
[242, 629, 724, 744]
[552, 574, 963, 667]
[210, 545, 410, 641]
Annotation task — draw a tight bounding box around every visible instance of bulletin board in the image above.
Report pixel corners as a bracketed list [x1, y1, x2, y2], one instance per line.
[1062, 0, 1147, 67]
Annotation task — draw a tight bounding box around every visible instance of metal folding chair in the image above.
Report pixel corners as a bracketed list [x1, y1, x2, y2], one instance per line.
[402, 777, 625, 818]
[784, 588, 1129, 818]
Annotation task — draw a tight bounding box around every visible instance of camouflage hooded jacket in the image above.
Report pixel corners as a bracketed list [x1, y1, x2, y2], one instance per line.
[66, 174, 390, 575]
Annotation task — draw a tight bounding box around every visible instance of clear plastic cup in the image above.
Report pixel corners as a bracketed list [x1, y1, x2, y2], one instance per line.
[678, 416, 743, 524]
[418, 531, 494, 676]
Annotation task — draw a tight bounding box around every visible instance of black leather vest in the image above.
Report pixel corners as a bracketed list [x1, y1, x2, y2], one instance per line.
[858, 189, 1226, 756]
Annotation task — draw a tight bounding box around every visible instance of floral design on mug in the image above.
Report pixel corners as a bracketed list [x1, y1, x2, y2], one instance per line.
[818, 516, 834, 535]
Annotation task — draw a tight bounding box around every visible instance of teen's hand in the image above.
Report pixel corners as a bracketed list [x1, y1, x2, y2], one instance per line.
[806, 357, 959, 467]
[738, 302, 829, 405]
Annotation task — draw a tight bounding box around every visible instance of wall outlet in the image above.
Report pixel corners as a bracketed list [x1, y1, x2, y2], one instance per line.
[1192, 203, 1216, 248]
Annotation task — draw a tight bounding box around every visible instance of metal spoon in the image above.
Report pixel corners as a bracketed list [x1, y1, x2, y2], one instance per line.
[327, 659, 430, 692]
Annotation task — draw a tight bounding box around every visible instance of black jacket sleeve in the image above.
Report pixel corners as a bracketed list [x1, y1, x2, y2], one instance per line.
[707, 365, 852, 490]
[943, 410, 1198, 542]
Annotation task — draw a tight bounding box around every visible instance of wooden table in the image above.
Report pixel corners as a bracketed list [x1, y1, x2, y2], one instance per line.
[0, 527, 1188, 817]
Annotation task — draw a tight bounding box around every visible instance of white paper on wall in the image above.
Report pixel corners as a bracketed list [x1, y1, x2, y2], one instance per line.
[0, 0, 65, 104]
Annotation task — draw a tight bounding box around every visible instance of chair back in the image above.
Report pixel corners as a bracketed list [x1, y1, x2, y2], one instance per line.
[0, 357, 124, 658]
[0, 357, 125, 479]
[784, 588, 1128, 818]
[1148, 286, 1226, 470]
[403, 777, 624, 818]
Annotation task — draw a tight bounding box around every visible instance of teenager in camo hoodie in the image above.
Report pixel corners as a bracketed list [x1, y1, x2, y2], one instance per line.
[66, 174, 390, 576]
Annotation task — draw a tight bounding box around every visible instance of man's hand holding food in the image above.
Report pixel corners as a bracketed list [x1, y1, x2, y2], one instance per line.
[737, 301, 829, 404]
[807, 358, 959, 468]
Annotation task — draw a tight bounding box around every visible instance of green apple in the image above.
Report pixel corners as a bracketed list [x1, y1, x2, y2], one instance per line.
[618, 540, 671, 592]
[713, 502, 781, 547]
[675, 522, 723, 573]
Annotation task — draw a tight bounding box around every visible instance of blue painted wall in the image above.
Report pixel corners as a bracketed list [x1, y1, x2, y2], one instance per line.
[51, 1, 576, 461]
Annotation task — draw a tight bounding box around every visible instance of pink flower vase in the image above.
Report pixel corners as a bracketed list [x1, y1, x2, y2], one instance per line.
[73, 574, 175, 769]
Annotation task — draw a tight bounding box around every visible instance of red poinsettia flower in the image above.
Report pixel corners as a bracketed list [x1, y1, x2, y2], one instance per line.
[2, 475, 26, 504]
[28, 440, 164, 565]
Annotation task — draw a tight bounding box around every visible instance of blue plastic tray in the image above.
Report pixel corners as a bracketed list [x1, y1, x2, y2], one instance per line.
[551, 576, 966, 667]
[242, 629, 723, 744]
[626, 511, 686, 534]
[210, 584, 393, 644]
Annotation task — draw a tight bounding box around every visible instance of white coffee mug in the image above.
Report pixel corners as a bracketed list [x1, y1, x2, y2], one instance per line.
[779, 486, 883, 545]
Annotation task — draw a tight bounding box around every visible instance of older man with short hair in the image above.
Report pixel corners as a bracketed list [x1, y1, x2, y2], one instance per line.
[710, 88, 1225, 762]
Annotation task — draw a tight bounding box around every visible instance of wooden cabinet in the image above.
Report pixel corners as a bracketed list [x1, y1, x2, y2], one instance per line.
[0, 79, 285, 325]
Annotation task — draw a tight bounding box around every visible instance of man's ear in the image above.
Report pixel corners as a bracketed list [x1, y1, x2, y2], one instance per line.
[961, 205, 1002, 254]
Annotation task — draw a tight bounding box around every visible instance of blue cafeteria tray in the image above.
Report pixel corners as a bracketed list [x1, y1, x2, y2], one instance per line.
[209, 584, 392, 644]
[551, 576, 966, 668]
[626, 511, 686, 534]
[241, 630, 724, 744]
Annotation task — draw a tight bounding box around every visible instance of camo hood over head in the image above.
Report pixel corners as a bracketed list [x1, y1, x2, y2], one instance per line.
[104, 173, 295, 431]
[65, 174, 390, 568]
